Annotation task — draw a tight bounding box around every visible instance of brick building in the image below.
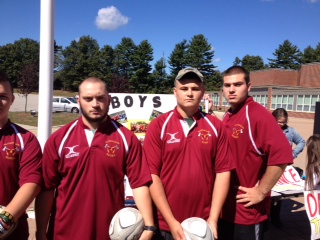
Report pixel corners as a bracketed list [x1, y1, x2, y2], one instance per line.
[209, 62, 320, 119]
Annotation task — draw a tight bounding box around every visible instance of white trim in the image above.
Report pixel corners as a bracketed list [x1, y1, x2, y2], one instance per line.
[200, 112, 218, 138]
[111, 121, 129, 155]
[10, 124, 24, 151]
[160, 112, 174, 140]
[246, 105, 264, 156]
[58, 120, 78, 158]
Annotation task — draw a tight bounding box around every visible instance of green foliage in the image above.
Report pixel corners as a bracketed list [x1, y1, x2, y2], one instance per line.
[301, 43, 320, 64]
[130, 40, 154, 93]
[205, 70, 222, 91]
[59, 36, 101, 91]
[268, 40, 303, 70]
[234, 55, 266, 72]
[186, 34, 216, 76]
[0, 38, 40, 86]
[113, 37, 136, 79]
[2, 35, 320, 94]
[168, 40, 189, 77]
[150, 57, 172, 93]
[17, 63, 39, 112]
[233, 57, 241, 66]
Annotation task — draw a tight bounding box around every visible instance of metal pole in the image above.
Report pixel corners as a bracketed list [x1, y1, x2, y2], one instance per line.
[38, 0, 55, 150]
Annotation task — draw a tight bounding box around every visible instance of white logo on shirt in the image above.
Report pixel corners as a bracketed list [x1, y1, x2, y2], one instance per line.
[64, 145, 79, 158]
[166, 132, 180, 144]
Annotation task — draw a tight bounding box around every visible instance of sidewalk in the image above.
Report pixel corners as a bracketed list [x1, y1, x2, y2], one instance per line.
[24, 114, 315, 240]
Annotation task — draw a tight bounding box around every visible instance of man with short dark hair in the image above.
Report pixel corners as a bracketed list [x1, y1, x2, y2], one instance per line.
[144, 68, 234, 240]
[0, 70, 42, 240]
[218, 66, 293, 240]
[35, 77, 155, 240]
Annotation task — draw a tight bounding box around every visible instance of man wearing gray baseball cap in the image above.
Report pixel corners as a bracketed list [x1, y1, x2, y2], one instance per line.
[144, 67, 234, 240]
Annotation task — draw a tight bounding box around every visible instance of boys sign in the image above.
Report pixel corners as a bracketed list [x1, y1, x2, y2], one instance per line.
[304, 190, 320, 239]
[108, 93, 177, 120]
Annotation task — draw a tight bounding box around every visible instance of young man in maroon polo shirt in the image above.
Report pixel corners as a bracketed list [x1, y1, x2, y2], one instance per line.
[35, 77, 155, 240]
[0, 70, 42, 240]
[218, 66, 293, 240]
[144, 68, 234, 240]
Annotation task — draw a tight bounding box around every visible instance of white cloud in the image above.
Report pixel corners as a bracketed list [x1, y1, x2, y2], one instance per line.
[214, 58, 221, 63]
[305, 0, 319, 3]
[95, 6, 129, 30]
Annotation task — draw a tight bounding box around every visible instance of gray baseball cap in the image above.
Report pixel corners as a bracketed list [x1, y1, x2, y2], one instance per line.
[175, 67, 204, 82]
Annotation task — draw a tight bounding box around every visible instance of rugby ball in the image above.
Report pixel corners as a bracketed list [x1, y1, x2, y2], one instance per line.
[181, 217, 214, 240]
[109, 207, 144, 240]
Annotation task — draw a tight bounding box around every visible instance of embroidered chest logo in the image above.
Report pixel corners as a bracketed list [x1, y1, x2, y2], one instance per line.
[105, 140, 120, 157]
[166, 132, 180, 144]
[198, 129, 211, 144]
[232, 124, 244, 139]
[2, 142, 20, 160]
[64, 145, 79, 159]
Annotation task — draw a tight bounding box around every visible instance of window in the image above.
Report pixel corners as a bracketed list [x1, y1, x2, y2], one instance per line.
[271, 95, 294, 110]
[296, 95, 320, 112]
[252, 94, 268, 107]
[61, 98, 69, 104]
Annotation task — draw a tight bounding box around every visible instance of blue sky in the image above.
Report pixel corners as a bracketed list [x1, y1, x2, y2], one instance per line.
[0, 0, 319, 72]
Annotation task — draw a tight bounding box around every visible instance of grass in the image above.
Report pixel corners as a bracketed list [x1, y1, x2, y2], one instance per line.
[9, 112, 79, 127]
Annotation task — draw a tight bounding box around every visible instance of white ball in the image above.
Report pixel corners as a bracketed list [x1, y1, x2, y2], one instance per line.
[109, 207, 144, 240]
[181, 217, 214, 240]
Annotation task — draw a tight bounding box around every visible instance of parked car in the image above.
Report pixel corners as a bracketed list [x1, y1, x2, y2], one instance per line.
[52, 97, 79, 113]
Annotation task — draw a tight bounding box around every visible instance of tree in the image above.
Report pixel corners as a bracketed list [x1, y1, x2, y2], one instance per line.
[150, 57, 172, 93]
[168, 40, 189, 77]
[53, 40, 63, 70]
[186, 34, 216, 76]
[130, 40, 154, 93]
[59, 36, 102, 91]
[268, 40, 302, 70]
[108, 74, 131, 93]
[205, 70, 223, 91]
[301, 44, 320, 64]
[113, 37, 136, 79]
[17, 63, 39, 112]
[100, 45, 115, 85]
[233, 57, 241, 66]
[0, 38, 40, 86]
[241, 55, 265, 72]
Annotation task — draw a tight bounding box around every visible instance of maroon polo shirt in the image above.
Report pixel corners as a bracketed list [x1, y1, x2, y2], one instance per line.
[42, 117, 151, 240]
[144, 107, 234, 231]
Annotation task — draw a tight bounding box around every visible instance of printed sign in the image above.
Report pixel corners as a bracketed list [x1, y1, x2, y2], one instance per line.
[272, 165, 305, 192]
[304, 190, 320, 239]
[109, 93, 176, 120]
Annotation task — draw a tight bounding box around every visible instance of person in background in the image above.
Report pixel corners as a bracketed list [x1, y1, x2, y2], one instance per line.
[0, 70, 42, 240]
[144, 67, 234, 240]
[218, 66, 293, 240]
[304, 134, 320, 191]
[270, 108, 306, 227]
[272, 108, 305, 163]
[35, 77, 154, 240]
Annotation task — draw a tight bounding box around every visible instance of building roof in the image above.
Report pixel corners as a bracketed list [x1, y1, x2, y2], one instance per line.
[250, 62, 320, 88]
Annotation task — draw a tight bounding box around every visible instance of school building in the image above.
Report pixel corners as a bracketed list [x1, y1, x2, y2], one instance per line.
[209, 62, 320, 119]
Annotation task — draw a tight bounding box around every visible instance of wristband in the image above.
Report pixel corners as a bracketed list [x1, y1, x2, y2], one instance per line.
[0, 211, 14, 225]
[143, 226, 157, 232]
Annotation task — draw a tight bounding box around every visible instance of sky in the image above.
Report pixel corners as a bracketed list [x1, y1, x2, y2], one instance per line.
[0, 0, 320, 72]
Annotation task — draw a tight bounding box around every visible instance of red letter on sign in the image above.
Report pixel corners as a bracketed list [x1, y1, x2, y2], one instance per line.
[307, 193, 317, 218]
[288, 168, 300, 182]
